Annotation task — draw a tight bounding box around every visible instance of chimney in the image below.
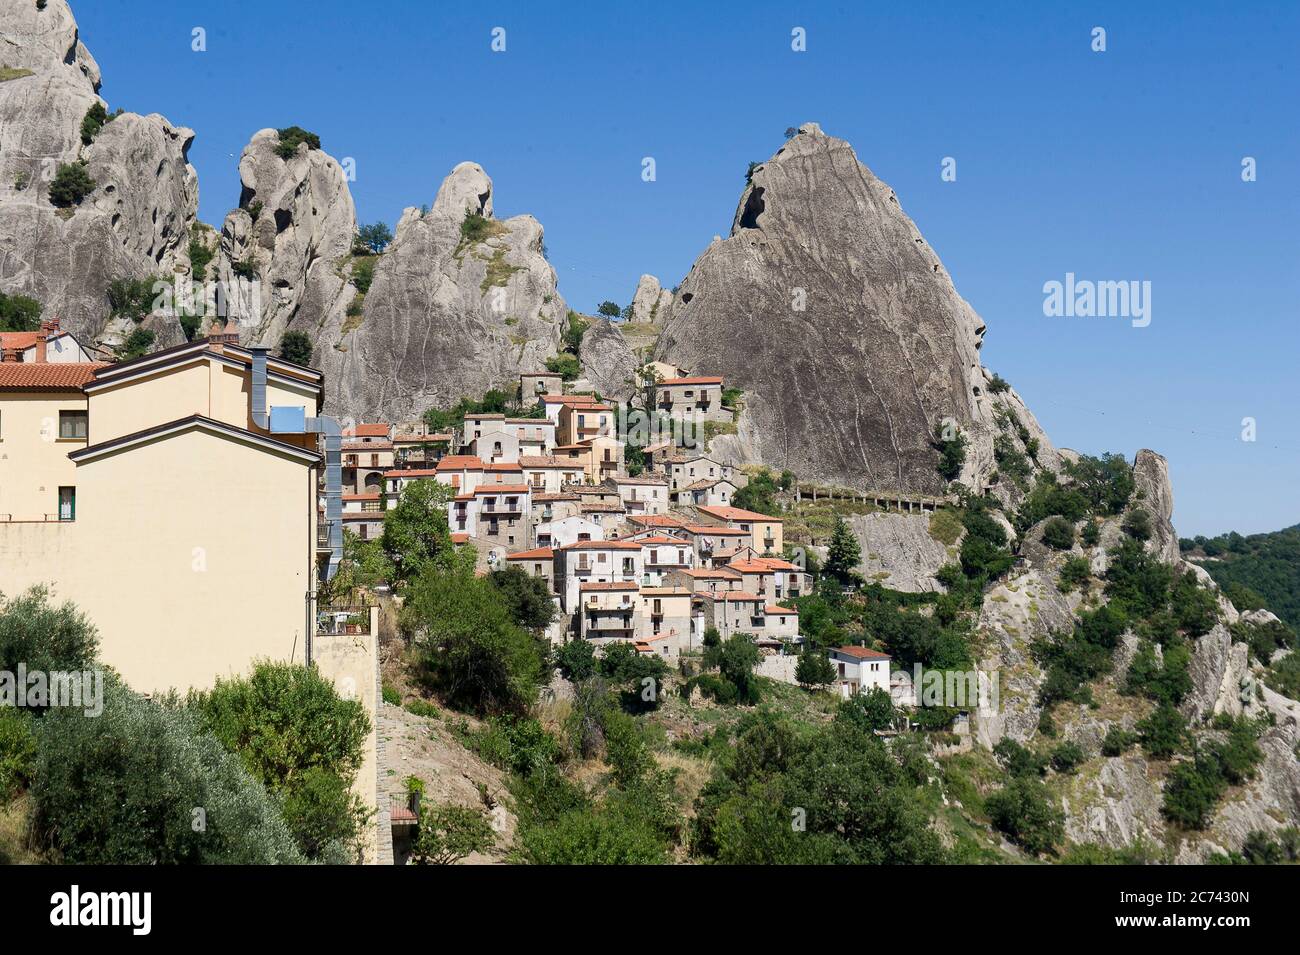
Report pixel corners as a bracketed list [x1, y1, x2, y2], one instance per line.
[35, 326, 48, 363]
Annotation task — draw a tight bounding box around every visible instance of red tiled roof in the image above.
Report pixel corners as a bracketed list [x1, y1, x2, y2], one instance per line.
[387, 469, 439, 478]
[580, 581, 638, 591]
[473, 484, 529, 495]
[629, 514, 688, 527]
[679, 568, 742, 578]
[485, 462, 523, 472]
[506, 547, 554, 560]
[835, 645, 891, 661]
[0, 331, 42, 350]
[755, 557, 800, 571]
[727, 560, 774, 573]
[435, 455, 486, 471]
[713, 591, 762, 602]
[342, 493, 381, 501]
[697, 505, 783, 523]
[450, 532, 470, 543]
[0, 362, 105, 391]
[342, 423, 390, 437]
[764, 605, 798, 616]
[682, 524, 748, 536]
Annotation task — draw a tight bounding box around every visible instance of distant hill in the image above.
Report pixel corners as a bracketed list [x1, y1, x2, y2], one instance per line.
[1182, 524, 1300, 630]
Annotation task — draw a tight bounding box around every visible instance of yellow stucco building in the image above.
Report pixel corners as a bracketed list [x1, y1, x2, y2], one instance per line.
[0, 335, 343, 693]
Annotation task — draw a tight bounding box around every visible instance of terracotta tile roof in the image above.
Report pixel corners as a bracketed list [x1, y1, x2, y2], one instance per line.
[765, 605, 798, 616]
[0, 362, 105, 391]
[580, 503, 625, 513]
[710, 591, 762, 602]
[485, 462, 523, 472]
[387, 469, 439, 478]
[629, 514, 688, 527]
[342, 423, 390, 437]
[435, 455, 485, 471]
[658, 375, 724, 386]
[506, 547, 554, 560]
[682, 524, 748, 536]
[755, 557, 800, 571]
[342, 493, 381, 501]
[580, 581, 638, 591]
[835, 645, 891, 661]
[727, 560, 775, 573]
[450, 532, 470, 544]
[679, 568, 742, 578]
[0, 331, 41, 350]
[464, 412, 505, 420]
[697, 505, 783, 523]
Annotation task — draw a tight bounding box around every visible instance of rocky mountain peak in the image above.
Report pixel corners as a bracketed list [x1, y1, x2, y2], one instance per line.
[432, 161, 493, 220]
[655, 122, 1010, 495]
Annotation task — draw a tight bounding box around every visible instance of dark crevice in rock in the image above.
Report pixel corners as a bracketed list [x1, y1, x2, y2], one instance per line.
[274, 208, 292, 234]
[739, 186, 766, 230]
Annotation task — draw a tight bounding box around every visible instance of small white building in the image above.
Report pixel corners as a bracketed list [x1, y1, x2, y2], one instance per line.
[829, 646, 892, 700]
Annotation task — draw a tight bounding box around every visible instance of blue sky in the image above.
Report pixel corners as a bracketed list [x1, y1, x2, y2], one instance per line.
[73, 0, 1298, 537]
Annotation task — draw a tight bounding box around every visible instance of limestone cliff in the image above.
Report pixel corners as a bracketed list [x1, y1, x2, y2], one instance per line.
[654, 123, 1046, 495]
[0, 0, 196, 349]
[219, 145, 568, 420]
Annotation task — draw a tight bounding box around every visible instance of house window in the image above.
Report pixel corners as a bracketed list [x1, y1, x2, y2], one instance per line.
[58, 410, 88, 440]
[370, 454, 379, 466]
[533, 564, 542, 575]
[58, 486, 76, 521]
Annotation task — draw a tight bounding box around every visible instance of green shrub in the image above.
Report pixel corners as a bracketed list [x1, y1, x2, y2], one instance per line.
[985, 777, 1064, 856]
[275, 125, 321, 159]
[1080, 521, 1101, 547]
[1041, 516, 1076, 550]
[32, 677, 303, 864]
[231, 259, 258, 280]
[381, 683, 401, 706]
[79, 102, 120, 145]
[118, 327, 154, 360]
[993, 738, 1047, 777]
[188, 234, 215, 281]
[545, 353, 580, 381]
[1050, 741, 1085, 773]
[988, 373, 1011, 394]
[48, 161, 95, 207]
[278, 330, 313, 367]
[403, 698, 440, 719]
[0, 586, 99, 682]
[411, 802, 496, 864]
[934, 423, 967, 481]
[351, 256, 375, 293]
[1123, 508, 1153, 540]
[191, 662, 371, 860]
[1101, 727, 1138, 757]
[1058, 555, 1092, 592]
[556, 638, 596, 682]
[0, 291, 42, 332]
[0, 708, 36, 800]
[1136, 703, 1186, 759]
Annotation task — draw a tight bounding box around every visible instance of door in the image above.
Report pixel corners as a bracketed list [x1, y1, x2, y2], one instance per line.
[58, 486, 76, 521]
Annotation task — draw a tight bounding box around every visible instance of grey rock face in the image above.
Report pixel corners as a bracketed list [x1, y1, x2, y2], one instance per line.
[629, 274, 671, 326]
[0, 0, 196, 346]
[580, 318, 638, 401]
[217, 128, 356, 350]
[851, 511, 956, 593]
[217, 138, 568, 421]
[655, 122, 1007, 495]
[1132, 448, 1179, 563]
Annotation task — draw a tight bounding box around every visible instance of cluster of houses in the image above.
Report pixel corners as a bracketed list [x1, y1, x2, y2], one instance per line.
[0, 319, 894, 700]
[328, 361, 815, 659]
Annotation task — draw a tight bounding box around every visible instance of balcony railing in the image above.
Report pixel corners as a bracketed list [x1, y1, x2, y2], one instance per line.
[316, 605, 373, 636]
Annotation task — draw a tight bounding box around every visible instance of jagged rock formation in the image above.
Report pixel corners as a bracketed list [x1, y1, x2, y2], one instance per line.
[629, 274, 671, 325]
[851, 511, 957, 593]
[655, 122, 1051, 495]
[1132, 449, 1180, 564]
[217, 146, 568, 419]
[0, 0, 196, 348]
[216, 128, 356, 352]
[579, 317, 638, 401]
